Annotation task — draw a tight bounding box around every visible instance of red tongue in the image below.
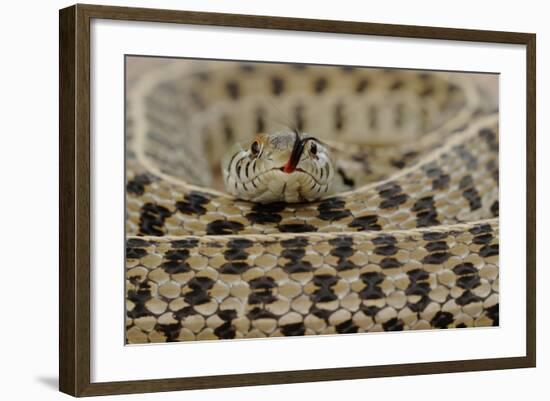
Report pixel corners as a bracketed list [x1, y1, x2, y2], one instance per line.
[283, 130, 304, 174]
[283, 160, 296, 174]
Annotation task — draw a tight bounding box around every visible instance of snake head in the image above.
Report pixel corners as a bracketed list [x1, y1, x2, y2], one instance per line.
[221, 131, 335, 203]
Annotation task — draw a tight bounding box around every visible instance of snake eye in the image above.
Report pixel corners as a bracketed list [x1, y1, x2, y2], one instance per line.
[250, 140, 261, 156]
[309, 141, 318, 156]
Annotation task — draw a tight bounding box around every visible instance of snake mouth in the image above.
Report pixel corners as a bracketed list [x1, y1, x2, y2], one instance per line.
[276, 166, 324, 185]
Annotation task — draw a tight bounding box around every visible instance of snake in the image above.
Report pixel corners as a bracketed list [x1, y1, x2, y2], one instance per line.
[125, 60, 499, 343]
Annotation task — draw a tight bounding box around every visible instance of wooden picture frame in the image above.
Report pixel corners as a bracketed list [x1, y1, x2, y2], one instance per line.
[59, 3, 536, 397]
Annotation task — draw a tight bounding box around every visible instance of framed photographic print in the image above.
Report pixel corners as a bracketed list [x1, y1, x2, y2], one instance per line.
[59, 4, 536, 397]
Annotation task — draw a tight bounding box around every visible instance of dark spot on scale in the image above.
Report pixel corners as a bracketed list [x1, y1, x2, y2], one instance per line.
[171, 238, 199, 249]
[126, 247, 147, 259]
[479, 128, 499, 151]
[214, 321, 236, 339]
[473, 233, 494, 245]
[206, 220, 245, 235]
[431, 311, 454, 329]
[348, 215, 381, 231]
[161, 249, 191, 274]
[281, 237, 309, 248]
[425, 241, 449, 252]
[358, 306, 379, 318]
[486, 303, 499, 326]
[336, 320, 359, 334]
[421, 252, 451, 265]
[314, 77, 328, 93]
[377, 182, 402, 198]
[380, 258, 402, 269]
[412, 196, 435, 212]
[408, 295, 431, 313]
[416, 210, 440, 227]
[374, 245, 398, 256]
[405, 269, 430, 296]
[281, 322, 306, 336]
[420, 84, 435, 97]
[317, 197, 353, 221]
[227, 238, 253, 249]
[247, 308, 277, 321]
[183, 277, 215, 306]
[377, 182, 408, 209]
[491, 201, 499, 217]
[330, 245, 354, 259]
[239, 64, 255, 72]
[455, 291, 482, 306]
[283, 260, 313, 274]
[172, 306, 196, 321]
[422, 232, 447, 241]
[278, 223, 317, 233]
[463, 187, 482, 211]
[271, 76, 284, 95]
[246, 202, 286, 225]
[127, 238, 150, 247]
[412, 196, 439, 227]
[223, 248, 249, 261]
[175, 192, 210, 216]
[126, 283, 153, 319]
[340, 66, 355, 73]
[355, 78, 369, 93]
[406, 281, 430, 297]
[407, 269, 429, 281]
[372, 235, 397, 246]
[311, 275, 339, 302]
[335, 260, 358, 271]
[453, 263, 477, 275]
[139, 203, 172, 236]
[226, 81, 240, 100]
[457, 274, 481, 290]
[334, 103, 344, 131]
[432, 173, 450, 190]
[155, 323, 181, 342]
[328, 236, 353, 248]
[380, 194, 408, 209]
[281, 248, 306, 261]
[248, 276, 277, 304]
[246, 213, 279, 227]
[383, 318, 404, 331]
[127, 174, 153, 196]
[469, 224, 492, 235]
[310, 306, 331, 321]
[390, 80, 404, 91]
[480, 244, 499, 257]
[218, 309, 237, 322]
[358, 272, 385, 300]
[220, 262, 250, 275]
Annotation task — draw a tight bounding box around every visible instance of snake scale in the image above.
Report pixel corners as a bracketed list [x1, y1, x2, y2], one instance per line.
[125, 60, 499, 343]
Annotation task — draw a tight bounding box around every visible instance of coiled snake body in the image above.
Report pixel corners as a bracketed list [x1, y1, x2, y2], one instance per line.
[125, 60, 499, 343]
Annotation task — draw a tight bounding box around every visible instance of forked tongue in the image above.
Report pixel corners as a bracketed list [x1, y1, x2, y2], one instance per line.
[283, 131, 304, 174]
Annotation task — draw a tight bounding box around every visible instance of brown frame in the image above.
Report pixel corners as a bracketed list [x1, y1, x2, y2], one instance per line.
[59, 3, 536, 397]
